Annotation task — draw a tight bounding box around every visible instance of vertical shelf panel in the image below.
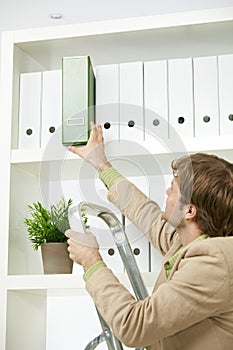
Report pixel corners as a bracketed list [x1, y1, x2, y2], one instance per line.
[9, 165, 46, 275]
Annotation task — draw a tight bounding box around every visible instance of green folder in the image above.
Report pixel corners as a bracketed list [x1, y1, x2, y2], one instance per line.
[62, 56, 95, 146]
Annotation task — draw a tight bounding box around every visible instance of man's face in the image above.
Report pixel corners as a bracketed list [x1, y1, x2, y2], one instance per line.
[163, 178, 186, 228]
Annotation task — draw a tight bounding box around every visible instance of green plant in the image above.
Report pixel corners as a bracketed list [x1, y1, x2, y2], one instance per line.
[24, 197, 73, 251]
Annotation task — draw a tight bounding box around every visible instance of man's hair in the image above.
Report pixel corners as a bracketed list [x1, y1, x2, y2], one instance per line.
[171, 153, 233, 237]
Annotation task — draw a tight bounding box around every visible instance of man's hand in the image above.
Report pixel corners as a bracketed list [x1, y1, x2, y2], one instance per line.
[65, 229, 103, 271]
[68, 122, 111, 172]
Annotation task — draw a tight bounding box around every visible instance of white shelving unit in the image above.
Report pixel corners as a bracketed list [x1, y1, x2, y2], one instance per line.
[1, 7, 233, 349]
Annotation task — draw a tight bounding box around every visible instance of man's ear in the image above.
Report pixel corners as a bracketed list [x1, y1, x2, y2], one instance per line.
[184, 204, 197, 220]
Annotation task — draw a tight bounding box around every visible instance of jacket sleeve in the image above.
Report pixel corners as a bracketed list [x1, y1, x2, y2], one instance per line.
[107, 176, 177, 255]
[86, 240, 229, 348]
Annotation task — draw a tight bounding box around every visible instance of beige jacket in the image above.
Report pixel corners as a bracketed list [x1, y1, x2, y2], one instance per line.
[86, 177, 233, 349]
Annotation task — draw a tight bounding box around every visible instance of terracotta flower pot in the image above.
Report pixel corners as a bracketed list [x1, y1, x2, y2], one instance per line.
[41, 242, 73, 274]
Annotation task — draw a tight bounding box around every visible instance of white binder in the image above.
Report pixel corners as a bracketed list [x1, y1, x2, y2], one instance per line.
[94, 182, 124, 273]
[77, 177, 124, 273]
[124, 217, 149, 273]
[218, 54, 233, 136]
[119, 61, 144, 143]
[95, 64, 119, 145]
[150, 244, 163, 278]
[168, 58, 194, 140]
[144, 60, 169, 143]
[88, 214, 124, 273]
[193, 56, 219, 138]
[122, 176, 150, 273]
[41, 70, 62, 148]
[18, 72, 41, 149]
[148, 174, 171, 276]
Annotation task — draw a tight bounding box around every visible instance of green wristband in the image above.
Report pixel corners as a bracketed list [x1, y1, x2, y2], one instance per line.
[99, 167, 122, 190]
[83, 261, 106, 282]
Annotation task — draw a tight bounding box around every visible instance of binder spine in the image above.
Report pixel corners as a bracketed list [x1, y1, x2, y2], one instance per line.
[62, 56, 95, 146]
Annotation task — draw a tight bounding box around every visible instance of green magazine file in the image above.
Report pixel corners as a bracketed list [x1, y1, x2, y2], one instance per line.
[62, 56, 95, 146]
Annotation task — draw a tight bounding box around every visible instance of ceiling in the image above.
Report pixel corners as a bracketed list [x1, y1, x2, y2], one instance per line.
[1, 0, 233, 32]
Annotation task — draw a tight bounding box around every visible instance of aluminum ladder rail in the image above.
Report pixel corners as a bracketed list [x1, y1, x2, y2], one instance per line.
[77, 202, 149, 350]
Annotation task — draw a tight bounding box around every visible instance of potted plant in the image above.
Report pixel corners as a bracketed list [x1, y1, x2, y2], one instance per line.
[24, 197, 74, 274]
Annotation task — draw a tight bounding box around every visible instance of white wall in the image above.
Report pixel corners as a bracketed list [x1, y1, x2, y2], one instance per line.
[1, 0, 233, 32]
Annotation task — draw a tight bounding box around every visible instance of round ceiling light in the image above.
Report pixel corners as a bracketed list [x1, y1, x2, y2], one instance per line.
[49, 13, 63, 20]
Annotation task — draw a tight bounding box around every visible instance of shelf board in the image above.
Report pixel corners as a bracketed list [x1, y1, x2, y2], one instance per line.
[11, 135, 233, 163]
[7, 7, 233, 70]
[11, 147, 75, 163]
[7, 274, 86, 292]
[10, 136, 233, 180]
[6, 272, 157, 294]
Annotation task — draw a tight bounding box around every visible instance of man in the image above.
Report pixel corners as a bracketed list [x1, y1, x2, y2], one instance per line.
[65, 123, 233, 350]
